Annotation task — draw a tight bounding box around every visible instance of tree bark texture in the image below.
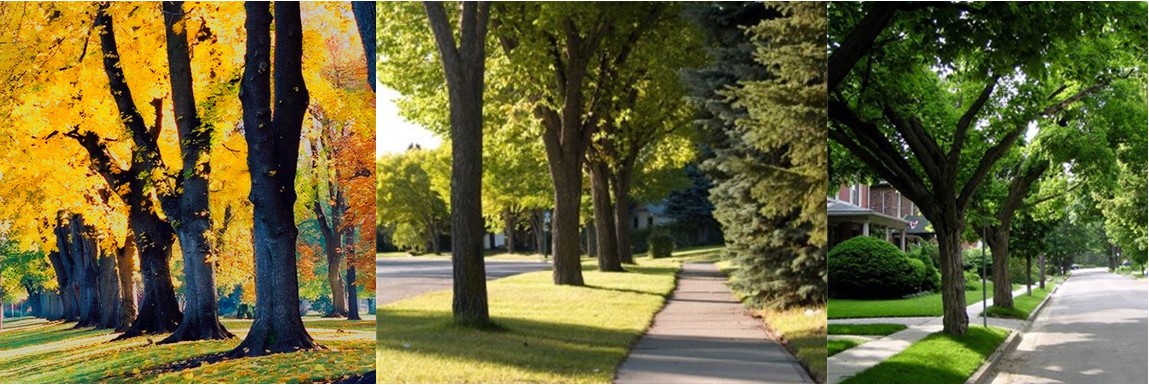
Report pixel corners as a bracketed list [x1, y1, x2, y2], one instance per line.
[424, 1, 492, 324]
[114, 235, 137, 332]
[589, 162, 622, 272]
[230, 2, 320, 357]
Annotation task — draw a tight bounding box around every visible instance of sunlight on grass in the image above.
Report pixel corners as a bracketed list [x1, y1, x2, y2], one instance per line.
[827, 323, 907, 336]
[829, 283, 1017, 319]
[376, 258, 680, 383]
[0, 316, 373, 383]
[842, 326, 1008, 384]
[755, 307, 828, 383]
[981, 284, 1055, 319]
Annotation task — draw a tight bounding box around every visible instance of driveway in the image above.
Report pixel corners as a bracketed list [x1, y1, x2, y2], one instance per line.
[376, 257, 552, 305]
[991, 268, 1148, 383]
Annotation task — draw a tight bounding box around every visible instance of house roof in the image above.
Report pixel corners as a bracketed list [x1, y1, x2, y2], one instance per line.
[827, 198, 910, 230]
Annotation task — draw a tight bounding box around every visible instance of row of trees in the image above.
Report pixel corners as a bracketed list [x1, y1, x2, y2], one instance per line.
[0, 2, 376, 358]
[828, 1, 1147, 335]
[378, 1, 830, 326]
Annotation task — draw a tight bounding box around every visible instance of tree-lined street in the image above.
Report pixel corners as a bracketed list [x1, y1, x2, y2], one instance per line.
[991, 269, 1148, 384]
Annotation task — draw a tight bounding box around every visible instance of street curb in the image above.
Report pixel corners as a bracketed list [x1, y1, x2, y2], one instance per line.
[966, 281, 1064, 384]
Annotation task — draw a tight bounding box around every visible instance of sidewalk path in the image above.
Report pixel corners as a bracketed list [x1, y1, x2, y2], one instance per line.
[827, 287, 1028, 383]
[614, 263, 811, 384]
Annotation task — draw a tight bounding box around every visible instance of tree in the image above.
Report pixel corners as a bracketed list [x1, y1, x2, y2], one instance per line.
[423, 1, 493, 325]
[229, 2, 321, 357]
[827, 1, 1144, 335]
[696, 2, 827, 308]
[377, 150, 449, 254]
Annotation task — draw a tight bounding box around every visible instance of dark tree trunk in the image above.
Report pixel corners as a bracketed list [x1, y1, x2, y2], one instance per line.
[346, 265, 361, 321]
[97, 252, 123, 330]
[424, 1, 492, 325]
[532, 210, 546, 254]
[589, 163, 622, 272]
[119, 209, 182, 339]
[504, 210, 517, 254]
[550, 164, 586, 286]
[115, 236, 137, 332]
[46, 249, 75, 322]
[351, 1, 376, 91]
[59, 215, 101, 329]
[230, 2, 320, 357]
[612, 162, 636, 265]
[1039, 254, 1046, 289]
[1025, 254, 1032, 296]
[985, 225, 1013, 309]
[936, 222, 968, 335]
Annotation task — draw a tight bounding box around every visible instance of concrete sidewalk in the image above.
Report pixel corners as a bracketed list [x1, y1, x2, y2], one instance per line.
[614, 263, 812, 384]
[826, 287, 1029, 383]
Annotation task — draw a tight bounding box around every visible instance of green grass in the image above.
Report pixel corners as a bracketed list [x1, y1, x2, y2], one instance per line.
[828, 339, 860, 357]
[829, 283, 1017, 319]
[981, 283, 1056, 319]
[662, 245, 725, 262]
[828, 323, 908, 336]
[754, 307, 828, 383]
[0, 315, 373, 383]
[376, 258, 680, 383]
[842, 326, 1008, 384]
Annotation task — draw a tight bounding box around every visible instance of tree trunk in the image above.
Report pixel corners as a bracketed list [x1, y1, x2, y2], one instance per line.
[115, 236, 137, 332]
[351, 1, 376, 91]
[424, 1, 492, 325]
[46, 249, 75, 322]
[1025, 254, 1032, 296]
[63, 215, 101, 329]
[935, 220, 969, 335]
[612, 164, 635, 265]
[1039, 253, 1046, 289]
[118, 209, 182, 339]
[97, 252, 123, 330]
[346, 265, 361, 321]
[532, 210, 546, 254]
[550, 163, 586, 286]
[230, 2, 320, 357]
[315, 199, 348, 318]
[504, 209, 517, 254]
[589, 163, 622, 272]
[985, 225, 1014, 309]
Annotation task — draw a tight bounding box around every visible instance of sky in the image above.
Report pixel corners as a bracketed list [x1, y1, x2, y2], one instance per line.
[376, 84, 442, 157]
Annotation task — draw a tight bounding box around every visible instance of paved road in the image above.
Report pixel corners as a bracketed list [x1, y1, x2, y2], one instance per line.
[614, 263, 812, 384]
[376, 257, 551, 305]
[991, 268, 1148, 384]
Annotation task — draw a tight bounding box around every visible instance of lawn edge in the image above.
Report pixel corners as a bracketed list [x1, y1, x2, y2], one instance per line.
[965, 279, 1065, 384]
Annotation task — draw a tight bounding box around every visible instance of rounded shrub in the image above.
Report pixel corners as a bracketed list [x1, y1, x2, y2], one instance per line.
[908, 244, 941, 292]
[828, 236, 925, 299]
[648, 233, 675, 259]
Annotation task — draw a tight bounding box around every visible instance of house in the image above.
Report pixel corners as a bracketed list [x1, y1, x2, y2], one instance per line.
[829, 181, 933, 251]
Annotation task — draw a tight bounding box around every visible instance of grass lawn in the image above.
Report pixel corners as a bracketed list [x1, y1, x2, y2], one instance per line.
[981, 280, 1061, 319]
[842, 326, 1008, 384]
[829, 283, 1017, 319]
[0, 315, 374, 383]
[663, 245, 725, 262]
[376, 258, 680, 383]
[828, 323, 908, 336]
[828, 339, 860, 357]
[755, 307, 827, 383]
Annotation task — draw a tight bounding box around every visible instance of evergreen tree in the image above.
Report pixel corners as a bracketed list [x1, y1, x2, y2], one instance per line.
[684, 2, 826, 308]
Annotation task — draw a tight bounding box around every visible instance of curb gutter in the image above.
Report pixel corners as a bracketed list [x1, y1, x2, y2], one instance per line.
[965, 281, 1064, 384]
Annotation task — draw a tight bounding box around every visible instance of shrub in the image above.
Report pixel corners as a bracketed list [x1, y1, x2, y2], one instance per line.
[965, 270, 983, 291]
[908, 244, 941, 292]
[828, 237, 925, 299]
[648, 233, 675, 258]
[1009, 257, 1035, 285]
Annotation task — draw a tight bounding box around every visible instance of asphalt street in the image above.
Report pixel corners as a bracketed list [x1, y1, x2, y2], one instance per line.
[376, 257, 552, 305]
[991, 268, 1148, 384]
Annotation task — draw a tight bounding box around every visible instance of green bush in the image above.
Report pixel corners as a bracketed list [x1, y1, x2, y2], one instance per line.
[828, 237, 925, 299]
[908, 244, 941, 292]
[965, 270, 983, 291]
[963, 248, 993, 277]
[1009, 257, 1035, 285]
[648, 233, 675, 258]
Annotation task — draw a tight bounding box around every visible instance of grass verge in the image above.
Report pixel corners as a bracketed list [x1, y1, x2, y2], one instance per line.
[755, 307, 827, 383]
[0, 315, 373, 383]
[842, 326, 1008, 384]
[376, 258, 679, 383]
[828, 339, 860, 357]
[829, 283, 1017, 319]
[827, 323, 908, 336]
[981, 281, 1058, 319]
